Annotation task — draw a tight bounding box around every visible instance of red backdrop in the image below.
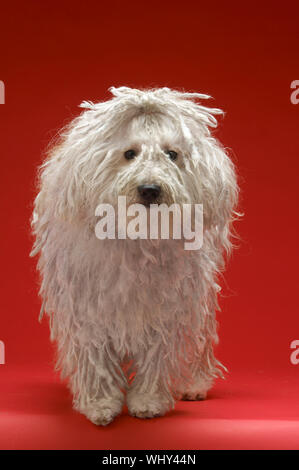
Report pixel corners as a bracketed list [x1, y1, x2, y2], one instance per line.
[0, 0, 299, 450]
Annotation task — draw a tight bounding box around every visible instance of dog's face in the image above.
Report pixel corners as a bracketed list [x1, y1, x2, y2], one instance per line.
[34, 87, 238, 245]
[102, 113, 197, 209]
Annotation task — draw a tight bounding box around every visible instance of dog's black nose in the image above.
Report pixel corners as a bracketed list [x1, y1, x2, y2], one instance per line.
[138, 184, 161, 203]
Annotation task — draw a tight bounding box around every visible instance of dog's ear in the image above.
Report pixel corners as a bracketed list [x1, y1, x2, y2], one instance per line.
[179, 102, 239, 253]
[33, 134, 89, 233]
[197, 142, 239, 253]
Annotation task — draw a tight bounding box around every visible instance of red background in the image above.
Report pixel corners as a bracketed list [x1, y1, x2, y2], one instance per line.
[0, 0, 299, 450]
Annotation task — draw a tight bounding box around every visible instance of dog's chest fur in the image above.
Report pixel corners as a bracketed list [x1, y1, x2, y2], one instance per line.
[45, 222, 209, 357]
[88, 238, 204, 355]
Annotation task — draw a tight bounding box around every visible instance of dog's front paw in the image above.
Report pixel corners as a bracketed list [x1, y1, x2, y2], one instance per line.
[127, 392, 172, 419]
[77, 398, 123, 426]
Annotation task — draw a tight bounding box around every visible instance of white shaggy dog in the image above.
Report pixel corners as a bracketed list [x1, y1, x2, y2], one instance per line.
[31, 86, 238, 426]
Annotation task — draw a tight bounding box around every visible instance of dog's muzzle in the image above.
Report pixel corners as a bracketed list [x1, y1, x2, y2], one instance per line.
[137, 184, 161, 205]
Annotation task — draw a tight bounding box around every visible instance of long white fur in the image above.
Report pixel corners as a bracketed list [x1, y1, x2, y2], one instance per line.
[31, 86, 239, 425]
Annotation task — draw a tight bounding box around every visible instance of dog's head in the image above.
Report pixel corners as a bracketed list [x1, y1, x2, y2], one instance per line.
[33, 87, 238, 251]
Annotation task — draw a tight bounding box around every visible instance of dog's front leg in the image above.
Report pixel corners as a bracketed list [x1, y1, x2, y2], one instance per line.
[69, 345, 126, 426]
[127, 343, 175, 419]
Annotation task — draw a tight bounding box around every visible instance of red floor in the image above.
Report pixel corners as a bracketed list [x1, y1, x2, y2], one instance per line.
[1, 364, 299, 450]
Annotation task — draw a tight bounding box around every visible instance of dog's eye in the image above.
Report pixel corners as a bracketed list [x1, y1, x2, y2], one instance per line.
[124, 149, 136, 160]
[166, 150, 178, 161]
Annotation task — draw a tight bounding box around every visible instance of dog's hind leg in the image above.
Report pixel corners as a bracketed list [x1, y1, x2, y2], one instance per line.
[179, 341, 224, 401]
[180, 375, 214, 401]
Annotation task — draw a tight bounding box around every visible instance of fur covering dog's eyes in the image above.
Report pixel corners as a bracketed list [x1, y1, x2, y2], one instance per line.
[124, 149, 136, 160]
[165, 150, 178, 161]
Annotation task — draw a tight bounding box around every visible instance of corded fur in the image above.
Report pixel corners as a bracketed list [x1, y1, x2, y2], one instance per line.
[31, 86, 239, 425]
